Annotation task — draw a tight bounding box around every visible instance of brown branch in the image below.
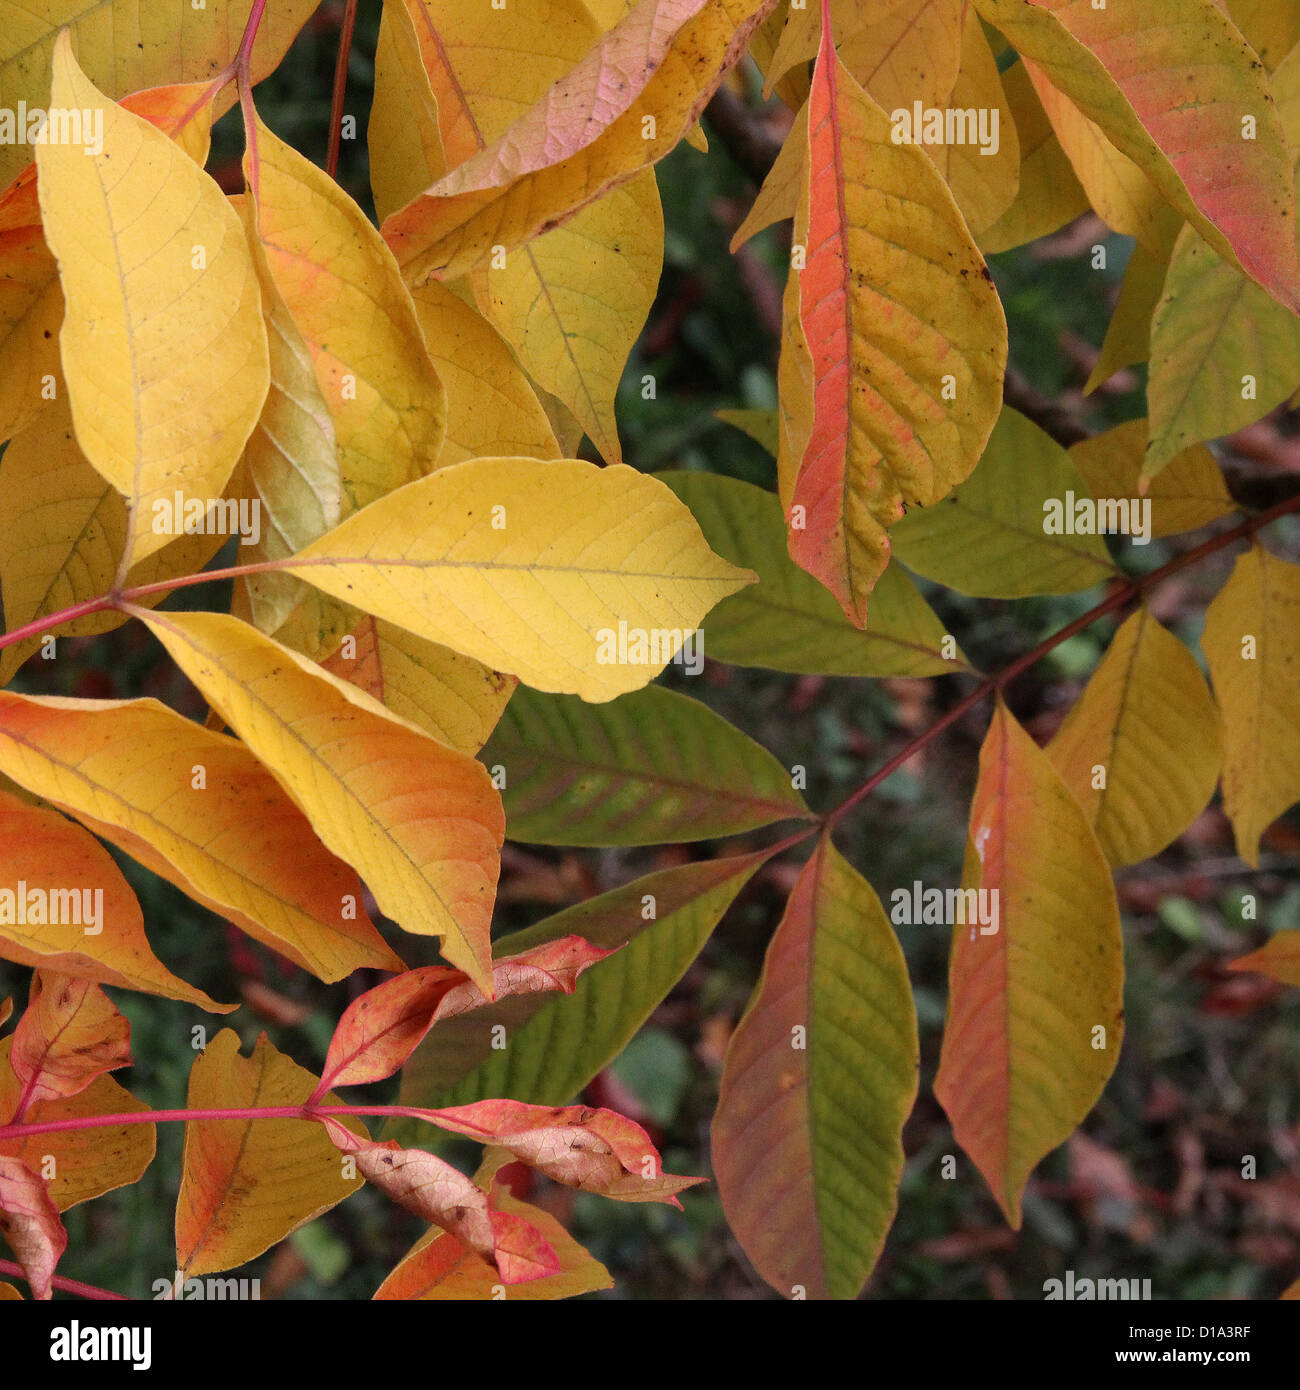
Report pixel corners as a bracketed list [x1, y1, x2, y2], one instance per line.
[703, 87, 787, 186]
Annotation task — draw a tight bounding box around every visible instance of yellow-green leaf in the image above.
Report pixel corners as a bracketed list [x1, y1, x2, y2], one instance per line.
[712, 834, 917, 1300]
[1047, 609, 1222, 867]
[660, 470, 969, 675]
[1069, 419, 1235, 538]
[35, 33, 269, 569]
[482, 684, 812, 844]
[890, 407, 1117, 597]
[1202, 547, 1300, 867]
[285, 456, 754, 701]
[137, 610, 504, 991]
[935, 698, 1124, 1227]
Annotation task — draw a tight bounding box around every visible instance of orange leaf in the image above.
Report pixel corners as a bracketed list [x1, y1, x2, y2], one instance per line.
[429, 1100, 703, 1203]
[1228, 932, 1300, 989]
[317, 936, 614, 1095]
[0, 787, 227, 1010]
[0, 1154, 64, 1300]
[8, 972, 130, 1114]
[786, 0, 1006, 624]
[0, 694, 402, 984]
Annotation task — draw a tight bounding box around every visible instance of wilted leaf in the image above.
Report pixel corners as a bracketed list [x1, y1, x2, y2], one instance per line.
[0, 1154, 64, 1300]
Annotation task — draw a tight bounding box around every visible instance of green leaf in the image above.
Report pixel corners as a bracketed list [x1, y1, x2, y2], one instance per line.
[889, 407, 1118, 598]
[711, 835, 918, 1300]
[482, 684, 811, 845]
[659, 471, 968, 675]
[393, 852, 774, 1128]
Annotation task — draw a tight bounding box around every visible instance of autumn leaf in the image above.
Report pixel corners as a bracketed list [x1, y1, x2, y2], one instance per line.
[0, 1154, 64, 1300]
[427, 1099, 703, 1203]
[1202, 547, 1300, 867]
[175, 1031, 365, 1279]
[712, 834, 918, 1300]
[935, 699, 1124, 1227]
[321, 615, 517, 756]
[8, 973, 131, 1113]
[0, 786, 226, 1010]
[0, 692, 403, 983]
[782, 5, 1007, 623]
[1047, 609, 1223, 867]
[396, 851, 774, 1120]
[382, 0, 778, 283]
[375, 1184, 612, 1299]
[0, 1039, 154, 1224]
[973, 0, 1300, 313]
[136, 609, 504, 992]
[315, 937, 613, 1095]
[281, 456, 753, 701]
[481, 684, 813, 845]
[1228, 932, 1300, 989]
[35, 33, 269, 570]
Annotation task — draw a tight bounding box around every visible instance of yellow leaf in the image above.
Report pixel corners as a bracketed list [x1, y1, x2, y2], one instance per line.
[782, 28, 1007, 623]
[0, 80, 220, 449]
[0, 788, 226, 1010]
[0, 1, 319, 188]
[35, 34, 269, 569]
[243, 111, 444, 513]
[1228, 932, 1300, 989]
[369, 0, 445, 223]
[1047, 609, 1223, 867]
[229, 196, 342, 643]
[0, 690, 402, 983]
[1083, 242, 1171, 393]
[383, 0, 778, 283]
[979, 59, 1088, 253]
[1025, 64, 1180, 255]
[136, 610, 505, 991]
[1069, 419, 1235, 538]
[410, 282, 559, 467]
[284, 456, 754, 700]
[470, 174, 663, 464]
[0, 398, 227, 684]
[922, 11, 1020, 237]
[1202, 547, 1300, 867]
[321, 615, 517, 756]
[175, 1031, 365, 1278]
[935, 698, 1124, 1227]
[1228, 0, 1300, 70]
